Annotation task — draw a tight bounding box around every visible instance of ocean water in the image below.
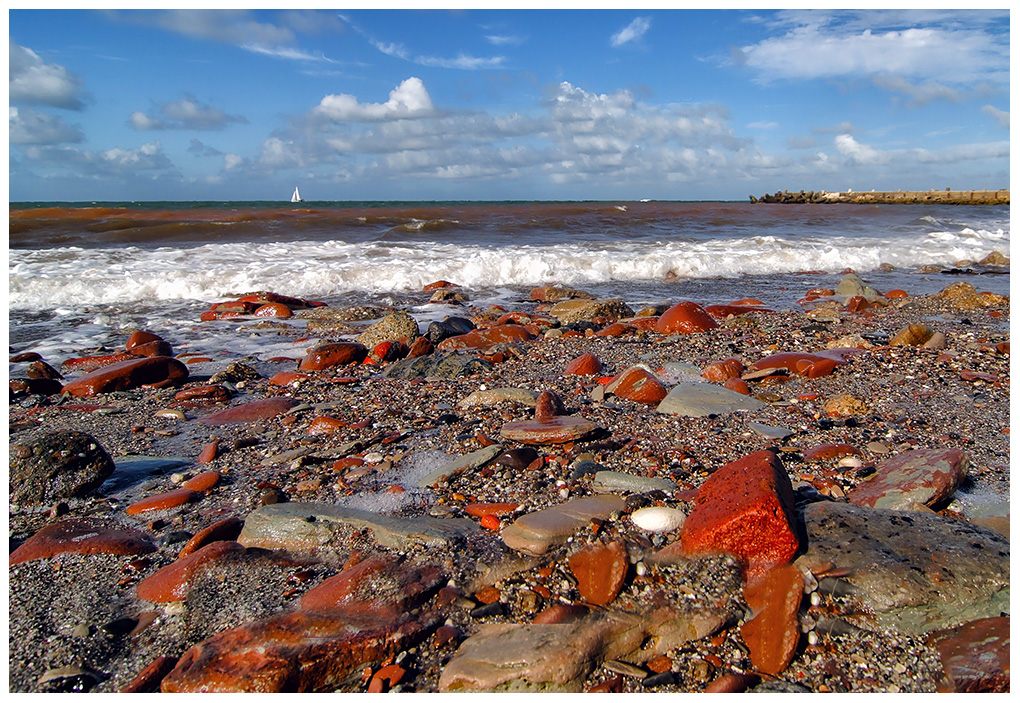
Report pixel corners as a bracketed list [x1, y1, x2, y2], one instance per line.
[8, 200, 1010, 360]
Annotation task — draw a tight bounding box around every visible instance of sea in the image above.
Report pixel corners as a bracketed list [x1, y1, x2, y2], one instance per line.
[8, 200, 1011, 362]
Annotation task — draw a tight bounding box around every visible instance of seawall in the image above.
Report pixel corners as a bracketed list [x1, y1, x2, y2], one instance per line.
[751, 189, 1009, 205]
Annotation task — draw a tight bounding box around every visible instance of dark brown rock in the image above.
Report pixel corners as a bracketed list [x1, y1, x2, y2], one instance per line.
[200, 397, 301, 425]
[9, 431, 115, 505]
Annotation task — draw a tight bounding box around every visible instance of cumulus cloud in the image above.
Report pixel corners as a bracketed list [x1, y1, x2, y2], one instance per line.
[981, 105, 1009, 128]
[9, 106, 84, 145]
[129, 97, 247, 131]
[314, 77, 435, 122]
[834, 134, 889, 165]
[9, 39, 87, 110]
[611, 17, 651, 47]
[738, 12, 1008, 86]
[21, 140, 175, 176]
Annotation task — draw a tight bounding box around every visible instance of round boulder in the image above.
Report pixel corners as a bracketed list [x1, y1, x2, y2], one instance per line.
[10, 431, 115, 505]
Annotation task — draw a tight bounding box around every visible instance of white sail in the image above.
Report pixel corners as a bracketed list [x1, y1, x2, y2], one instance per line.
[291, 187, 302, 203]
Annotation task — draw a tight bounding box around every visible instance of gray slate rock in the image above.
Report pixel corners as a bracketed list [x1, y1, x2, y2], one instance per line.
[238, 501, 480, 553]
[383, 351, 494, 379]
[656, 382, 766, 417]
[417, 445, 504, 487]
[795, 501, 1009, 636]
[9, 431, 115, 505]
[591, 470, 677, 494]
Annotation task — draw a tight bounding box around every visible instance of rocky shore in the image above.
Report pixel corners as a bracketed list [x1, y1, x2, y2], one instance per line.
[8, 272, 1010, 693]
[751, 189, 1010, 205]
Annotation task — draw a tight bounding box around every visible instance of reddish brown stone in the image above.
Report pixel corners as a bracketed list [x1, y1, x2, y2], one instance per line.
[307, 416, 347, 435]
[10, 378, 63, 396]
[125, 488, 199, 515]
[196, 441, 218, 464]
[929, 617, 1010, 692]
[254, 303, 293, 318]
[802, 443, 862, 463]
[136, 541, 246, 603]
[704, 304, 770, 317]
[300, 554, 443, 620]
[680, 450, 799, 581]
[534, 390, 567, 420]
[238, 292, 317, 309]
[178, 516, 245, 558]
[10, 351, 42, 362]
[9, 517, 156, 566]
[126, 330, 163, 351]
[702, 358, 744, 382]
[594, 322, 637, 337]
[406, 336, 434, 358]
[532, 603, 589, 624]
[848, 448, 969, 511]
[464, 502, 520, 518]
[752, 351, 851, 378]
[298, 342, 368, 371]
[368, 664, 406, 693]
[200, 397, 300, 425]
[269, 371, 309, 386]
[500, 416, 597, 445]
[605, 366, 667, 405]
[704, 672, 759, 693]
[564, 352, 603, 376]
[567, 540, 628, 606]
[62, 356, 189, 397]
[424, 280, 456, 290]
[740, 564, 804, 676]
[655, 302, 719, 334]
[174, 384, 233, 402]
[130, 340, 174, 358]
[182, 470, 221, 492]
[437, 324, 534, 350]
[723, 377, 751, 395]
[61, 352, 137, 374]
[885, 289, 909, 299]
[26, 360, 63, 380]
[121, 655, 179, 693]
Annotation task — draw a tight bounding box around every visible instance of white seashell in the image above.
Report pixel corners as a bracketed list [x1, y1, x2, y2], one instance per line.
[154, 408, 185, 420]
[630, 506, 685, 533]
[837, 456, 863, 468]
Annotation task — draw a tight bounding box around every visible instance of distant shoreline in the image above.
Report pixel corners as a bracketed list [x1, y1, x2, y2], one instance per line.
[752, 189, 1009, 205]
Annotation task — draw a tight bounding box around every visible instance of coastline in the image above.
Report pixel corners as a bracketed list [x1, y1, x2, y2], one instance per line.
[8, 271, 1010, 693]
[751, 189, 1010, 205]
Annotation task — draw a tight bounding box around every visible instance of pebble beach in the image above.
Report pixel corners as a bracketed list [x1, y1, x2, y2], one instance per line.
[7, 267, 1010, 693]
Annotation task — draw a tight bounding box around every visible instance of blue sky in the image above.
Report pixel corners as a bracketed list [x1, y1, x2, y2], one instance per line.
[8, 8, 1011, 202]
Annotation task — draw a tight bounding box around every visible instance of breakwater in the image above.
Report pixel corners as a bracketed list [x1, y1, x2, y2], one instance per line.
[751, 189, 1009, 205]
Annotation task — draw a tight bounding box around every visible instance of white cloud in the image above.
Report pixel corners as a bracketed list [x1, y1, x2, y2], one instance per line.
[834, 134, 889, 165]
[611, 17, 651, 47]
[223, 154, 244, 170]
[9, 106, 84, 145]
[108, 9, 295, 49]
[242, 45, 337, 62]
[981, 105, 1009, 128]
[314, 77, 435, 122]
[130, 97, 246, 131]
[486, 34, 525, 46]
[21, 140, 175, 177]
[739, 13, 1008, 86]
[872, 75, 960, 105]
[9, 39, 87, 110]
[341, 13, 504, 70]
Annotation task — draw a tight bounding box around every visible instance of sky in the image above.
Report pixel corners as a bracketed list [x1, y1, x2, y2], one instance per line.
[7, 7, 1011, 202]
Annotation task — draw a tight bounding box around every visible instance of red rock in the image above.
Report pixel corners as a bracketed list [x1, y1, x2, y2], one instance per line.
[207, 300, 261, 315]
[307, 416, 347, 435]
[10, 351, 43, 362]
[723, 378, 751, 395]
[368, 664, 406, 693]
[332, 457, 365, 471]
[371, 341, 408, 363]
[730, 298, 766, 306]
[564, 352, 603, 376]
[62, 356, 189, 397]
[126, 330, 163, 350]
[704, 304, 770, 317]
[702, 358, 744, 382]
[740, 564, 804, 676]
[680, 450, 799, 581]
[480, 514, 501, 531]
[802, 443, 862, 462]
[298, 342, 368, 371]
[424, 280, 456, 290]
[605, 366, 667, 405]
[200, 397, 300, 425]
[567, 540, 628, 606]
[161, 608, 427, 692]
[500, 416, 597, 445]
[885, 289, 909, 299]
[532, 603, 589, 624]
[407, 336, 433, 358]
[594, 322, 637, 337]
[805, 287, 835, 297]
[61, 352, 137, 374]
[130, 339, 174, 358]
[534, 390, 568, 420]
[627, 316, 660, 331]
[845, 295, 874, 313]
[137, 541, 246, 603]
[269, 371, 309, 386]
[9, 517, 156, 566]
[178, 516, 244, 559]
[752, 351, 848, 378]
[174, 384, 233, 402]
[437, 324, 534, 350]
[196, 442, 219, 464]
[802, 357, 838, 378]
[705, 672, 760, 693]
[182, 470, 221, 492]
[300, 554, 443, 620]
[929, 617, 1010, 692]
[238, 292, 316, 309]
[588, 676, 625, 693]
[125, 488, 200, 515]
[655, 301, 719, 334]
[848, 448, 969, 510]
[960, 370, 998, 383]
[121, 655, 179, 693]
[464, 502, 520, 518]
[254, 303, 293, 318]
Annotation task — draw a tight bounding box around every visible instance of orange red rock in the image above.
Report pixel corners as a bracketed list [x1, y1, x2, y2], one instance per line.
[655, 301, 719, 334]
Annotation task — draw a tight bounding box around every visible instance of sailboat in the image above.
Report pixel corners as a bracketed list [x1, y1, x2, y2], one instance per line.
[291, 186, 303, 203]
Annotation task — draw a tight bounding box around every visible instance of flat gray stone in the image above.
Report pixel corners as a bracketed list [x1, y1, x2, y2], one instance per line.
[795, 501, 1009, 635]
[501, 495, 627, 555]
[238, 502, 479, 553]
[591, 471, 676, 494]
[417, 445, 503, 488]
[747, 422, 794, 440]
[458, 388, 538, 409]
[656, 382, 766, 417]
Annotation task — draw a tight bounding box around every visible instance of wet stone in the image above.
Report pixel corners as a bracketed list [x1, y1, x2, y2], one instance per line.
[10, 517, 156, 565]
[848, 448, 969, 511]
[9, 431, 116, 505]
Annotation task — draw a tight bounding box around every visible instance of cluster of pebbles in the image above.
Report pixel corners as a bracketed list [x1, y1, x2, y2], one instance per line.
[7, 273, 1010, 693]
